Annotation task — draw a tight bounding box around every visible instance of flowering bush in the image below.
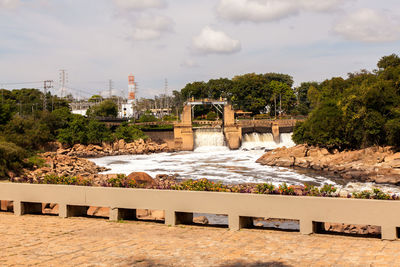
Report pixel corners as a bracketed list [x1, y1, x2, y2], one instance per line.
[42, 174, 92, 186]
[352, 188, 393, 200]
[304, 184, 337, 197]
[18, 174, 400, 201]
[255, 183, 275, 194]
[278, 183, 295, 195]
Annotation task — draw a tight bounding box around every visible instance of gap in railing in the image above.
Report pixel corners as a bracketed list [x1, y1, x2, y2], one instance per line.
[86, 206, 110, 219]
[314, 221, 381, 239]
[41, 203, 59, 216]
[192, 213, 229, 228]
[0, 200, 13, 213]
[251, 217, 300, 232]
[136, 209, 165, 224]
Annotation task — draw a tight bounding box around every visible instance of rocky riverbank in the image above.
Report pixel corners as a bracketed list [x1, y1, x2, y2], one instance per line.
[56, 138, 171, 158]
[256, 145, 400, 185]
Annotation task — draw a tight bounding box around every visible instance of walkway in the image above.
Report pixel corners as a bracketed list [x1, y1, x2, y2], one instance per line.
[0, 213, 398, 266]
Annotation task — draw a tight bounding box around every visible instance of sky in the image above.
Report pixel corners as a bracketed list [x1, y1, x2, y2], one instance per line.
[0, 0, 400, 99]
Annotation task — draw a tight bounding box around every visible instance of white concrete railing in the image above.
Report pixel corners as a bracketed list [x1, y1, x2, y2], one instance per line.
[1, 183, 400, 240]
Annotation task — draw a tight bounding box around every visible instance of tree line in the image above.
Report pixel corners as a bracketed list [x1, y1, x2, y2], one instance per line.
[293, 54, 400, 149]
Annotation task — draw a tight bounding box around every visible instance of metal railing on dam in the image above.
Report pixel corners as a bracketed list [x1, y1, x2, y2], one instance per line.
[1, 183, 399, 240]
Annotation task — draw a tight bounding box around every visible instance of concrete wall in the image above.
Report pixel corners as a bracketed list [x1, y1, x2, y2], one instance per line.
[1, 183, 400, 240]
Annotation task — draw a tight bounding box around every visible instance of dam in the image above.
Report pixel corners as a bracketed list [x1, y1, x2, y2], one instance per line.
[172, 99, 300, 151]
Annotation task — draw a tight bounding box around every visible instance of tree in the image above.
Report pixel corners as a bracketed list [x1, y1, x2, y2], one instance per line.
[87, 120, 112, 145]
[293, 53, 400, 149]
[57, 115, 88, 145]
[88, 95, 104, 103]
[377, 54, 400, 70]
[87, 100, 118, 118]
[114, 122, 147, 142]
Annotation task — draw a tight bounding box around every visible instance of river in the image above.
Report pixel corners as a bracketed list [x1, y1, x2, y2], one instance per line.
[90, 132, 400, 194]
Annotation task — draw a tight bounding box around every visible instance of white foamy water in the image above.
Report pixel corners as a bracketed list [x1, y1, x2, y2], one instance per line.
[90, 132, 400, 194]
[91, 149, 336, 187]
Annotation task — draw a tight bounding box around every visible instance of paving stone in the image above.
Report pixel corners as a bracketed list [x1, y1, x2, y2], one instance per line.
[1, 213, 400, 266]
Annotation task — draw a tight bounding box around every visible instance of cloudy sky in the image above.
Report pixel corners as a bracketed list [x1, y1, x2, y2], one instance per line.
[0, 0, 399, 98]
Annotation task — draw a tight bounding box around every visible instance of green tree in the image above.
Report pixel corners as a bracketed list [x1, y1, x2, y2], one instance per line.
[114, 122, 147, 142]
[87, 100, 118, 118]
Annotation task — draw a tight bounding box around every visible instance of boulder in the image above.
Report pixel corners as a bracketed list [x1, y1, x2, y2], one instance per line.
[193, 216, 209, 224]
[127, 172, 155, 185]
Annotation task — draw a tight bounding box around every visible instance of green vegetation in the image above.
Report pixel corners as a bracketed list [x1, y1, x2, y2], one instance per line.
[178, 73, 297, 115]
[293, 54, 400, 149]
[137, 112, 159, 123]
[114, 122, 148, 143]
[86, 100, 118, 118]
[0, 88, 148, 179]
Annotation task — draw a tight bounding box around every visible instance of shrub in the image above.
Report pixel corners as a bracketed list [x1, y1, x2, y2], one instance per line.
[0, 141, 27, 179]
[138, 112, 158, 123]
[255, 183, 275, 194]
[42, 174, 93, 186]
[206, 111, 217, 120]
[114, 122, 147, 143]
[278, 183, 295, 195]
[86, 100, 118, 118]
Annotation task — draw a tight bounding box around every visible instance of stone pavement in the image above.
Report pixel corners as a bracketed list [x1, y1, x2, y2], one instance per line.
[0, 212, 399, 266]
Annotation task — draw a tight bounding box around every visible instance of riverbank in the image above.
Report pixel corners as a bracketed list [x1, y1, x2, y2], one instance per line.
[256, 145, 400, 185]
[56, 138, 172, 158]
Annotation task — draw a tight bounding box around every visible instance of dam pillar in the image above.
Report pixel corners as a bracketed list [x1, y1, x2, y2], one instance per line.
[272, 123, 280, 143]
[174, 105, 194, 151]
[223, 104, 242, 150]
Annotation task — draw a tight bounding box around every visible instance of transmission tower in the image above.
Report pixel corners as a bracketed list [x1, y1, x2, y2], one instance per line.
[43, 80, 53, 111]
[109, 79, 113, 99]
[59, 70, 68, 98]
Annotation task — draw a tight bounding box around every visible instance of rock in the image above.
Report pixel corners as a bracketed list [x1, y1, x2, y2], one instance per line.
[118, 139, 126, 150]
[127, 172, 155, 185]
[257, 145, 400, 185]
[193, 216, 209, 224]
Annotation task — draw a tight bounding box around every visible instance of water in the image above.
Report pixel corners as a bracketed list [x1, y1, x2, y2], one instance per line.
[90, 132, 400, 194]
[90, 131, 400, 229]
[91, 132, 337, 186]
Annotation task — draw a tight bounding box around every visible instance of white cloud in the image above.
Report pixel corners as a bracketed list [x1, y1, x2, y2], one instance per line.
[113, 0, 166, 11]
[131, 15, 174, 40]
[334, 9, 400, 42]
[216, 0, 347, 23]
[192, 26, 241, 55]
[0, 0, 20, 9]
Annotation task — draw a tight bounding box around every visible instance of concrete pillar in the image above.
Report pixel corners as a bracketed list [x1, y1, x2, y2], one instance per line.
[224, 126, 242, 150]
[272, 123, 280, 143]
[59, 204, 88, 218]
[381, 225, 397, 240]
[165, 210, 193, 226]
[109, 208, 137, 221]
[300, 219, 314, 235]
[223, 104, 235, 126]
[13, 201, 42, 216]
[229, 214, 253, 231]
[181, 105, 192, 125]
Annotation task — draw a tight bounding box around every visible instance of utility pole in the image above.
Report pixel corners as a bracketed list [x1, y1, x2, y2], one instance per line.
[279, 93, 282, 118]
[164, 78, 169, 114]
[43, 80, 53, 111]
[59, 69, 68, 98]
[108, 79, 113, 99]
